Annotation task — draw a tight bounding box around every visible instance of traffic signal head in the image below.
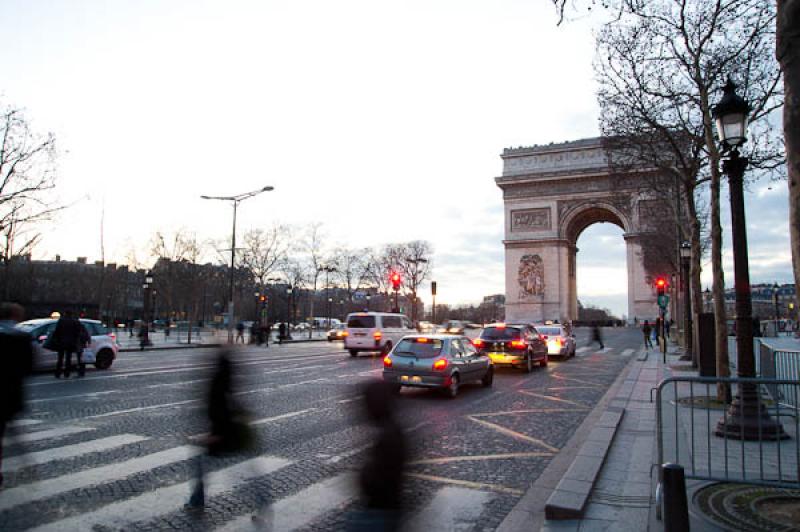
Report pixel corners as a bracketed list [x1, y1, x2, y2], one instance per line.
[655, 277, 667, 296]
[259, 295, 266, 302]
[390, 272, 401, 290]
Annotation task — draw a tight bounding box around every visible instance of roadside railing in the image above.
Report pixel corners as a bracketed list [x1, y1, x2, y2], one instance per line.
[654, 375, 800, 520]
[759, 341, 800, 409]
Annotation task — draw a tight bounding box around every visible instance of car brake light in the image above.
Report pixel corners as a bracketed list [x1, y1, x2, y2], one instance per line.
[542, 335, 549, 340]
[511, 339, 526, 349]
[538, 334, 547, 342]
[108, 333, 116, 341]
[416, 337, 429, 343]
[472, 338, 483, 347]
[373, 331, 382, 340]
[433, 358, 448, 371]
[496, 323, 506, 329]
[383, 355, 392, 368]
[342, 331, 349, 337]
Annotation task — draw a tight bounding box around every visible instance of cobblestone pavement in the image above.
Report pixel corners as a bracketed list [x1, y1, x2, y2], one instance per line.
[1, 327, 643, 531]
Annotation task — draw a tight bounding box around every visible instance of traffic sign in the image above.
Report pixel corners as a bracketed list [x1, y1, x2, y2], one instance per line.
[658, 295, 670, 308]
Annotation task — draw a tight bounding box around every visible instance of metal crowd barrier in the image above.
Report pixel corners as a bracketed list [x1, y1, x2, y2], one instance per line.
[759, 341, 800, 409]
[654, 375, 800, 520]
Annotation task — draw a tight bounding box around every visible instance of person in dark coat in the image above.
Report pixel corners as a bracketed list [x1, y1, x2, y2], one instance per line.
[591, 323, 605, 349]
[642, 320, 653, 349]
[51, 310, 90, 378]
[349, 381, 407, 531]
[278, 322, 286, 345]
[0, 302, 34, 487]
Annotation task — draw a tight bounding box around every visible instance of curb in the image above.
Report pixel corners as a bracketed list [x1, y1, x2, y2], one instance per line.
[495, 351, 638, 532]
[119, 337, 328, 352]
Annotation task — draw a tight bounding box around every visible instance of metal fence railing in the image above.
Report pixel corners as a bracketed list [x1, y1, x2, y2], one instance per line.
[654, 375, 800, 520]
[759, 341, 800, 409]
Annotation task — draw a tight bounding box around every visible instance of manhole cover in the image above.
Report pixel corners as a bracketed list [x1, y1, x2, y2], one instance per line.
[695, 483, 800, 531]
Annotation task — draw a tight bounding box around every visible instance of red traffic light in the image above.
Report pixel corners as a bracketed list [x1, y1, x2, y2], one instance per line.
[656, 278, 667, 288]
[390, 272, 401, 290]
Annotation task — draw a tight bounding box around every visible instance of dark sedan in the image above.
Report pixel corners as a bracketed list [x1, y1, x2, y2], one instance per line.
[382, 335, 493, 398]
[472, 323, 548, 372]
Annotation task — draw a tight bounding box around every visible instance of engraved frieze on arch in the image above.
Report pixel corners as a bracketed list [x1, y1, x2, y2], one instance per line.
[518, 254, 545, 298]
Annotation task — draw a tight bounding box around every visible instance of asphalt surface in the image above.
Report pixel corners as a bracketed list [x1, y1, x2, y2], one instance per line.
[1, 327, 643, 531]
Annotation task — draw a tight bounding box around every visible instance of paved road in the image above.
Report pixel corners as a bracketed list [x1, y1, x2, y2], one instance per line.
[1, 327, 644, 531]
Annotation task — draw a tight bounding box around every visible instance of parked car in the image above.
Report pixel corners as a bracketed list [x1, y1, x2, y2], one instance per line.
[472, 323, 548, 372]
[438, 320, 467, 335]
[327, 323, 347, 341]
[417, 321, 437, 333]
[292, 322, 311, 332]
[382, 334, 493, 398]
[535, 324, 576, 358]
[18, 318, 119, 371]
[344, 311, 416, 357]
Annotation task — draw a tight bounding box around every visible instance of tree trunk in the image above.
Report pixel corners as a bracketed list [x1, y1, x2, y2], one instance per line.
[700, 87, 731, 401]
[685, 180, 703, 368]
[778, 0, 800, 329]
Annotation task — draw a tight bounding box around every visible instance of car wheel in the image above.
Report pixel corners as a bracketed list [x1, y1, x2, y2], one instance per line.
[349, 349, 358, 357]
[446, 374, 460, 398]
[524, 352, 533, 373]
[482, 367, 494, 387]
[540, 354, 549, 368]
[381, 341, 393, 356]
[94, 349, 114, 370]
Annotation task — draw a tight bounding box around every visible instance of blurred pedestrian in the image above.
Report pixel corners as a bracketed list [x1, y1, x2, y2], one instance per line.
[0, 303, 34, 487]
[235, 321, 245, 343]
[348, 381, 407, 531]
[262, 320, 270, 347]
[278, 322, 286, 345]
[186, 349, 254, 510]
[51, 310, 90, 378]
[642, 320, 653, 349]
[138, 322, 150, 351]
[590, 323, 604, 349]
[164, 318, 171, 337]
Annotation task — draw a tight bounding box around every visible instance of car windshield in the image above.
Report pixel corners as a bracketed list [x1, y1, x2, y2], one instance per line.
[393, 338, 443, 358]
[347, 315, 375, 328]
[539, 327, 562, 336]
[480, 327, 522, 340]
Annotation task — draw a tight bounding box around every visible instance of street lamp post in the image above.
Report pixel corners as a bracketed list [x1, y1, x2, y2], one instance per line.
[704, 287, 712, 313]
[201, 186, 274, 343]
[679, 241, 693, 361]
[286, 287, 292, 327]
[319, 265, 337, 328]
[712, 80, 786, 440]
[773, 283, 781, 326]
[365, 293, 371, 311]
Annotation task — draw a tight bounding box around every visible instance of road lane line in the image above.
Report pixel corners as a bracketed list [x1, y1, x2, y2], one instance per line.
[0, 444, 201, 512]
[81, 399, 200, 420]
[30, 455, 291, 532]
[404, 486, 496, 531]
[3, 434, 148, 473]
[466, 416, 559, 453]
[7, 419, 42, 427]
[405, 473, 522, 496]
[620, 348, 635, 357]
[575, 346, 590, 354]
[250, 408, 318, 426]
[518, 390, 590, 408]
[4, 426, 95, 446]
[219, 473, 356, 531]
[409, 452, 553, 465]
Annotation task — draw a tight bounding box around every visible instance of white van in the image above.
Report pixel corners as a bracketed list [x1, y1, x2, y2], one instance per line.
[344, 312, 415, 357]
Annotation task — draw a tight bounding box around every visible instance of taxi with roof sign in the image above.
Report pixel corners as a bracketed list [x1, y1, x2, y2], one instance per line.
[471, 322, 548, 373]
[382, 334, 493, 398]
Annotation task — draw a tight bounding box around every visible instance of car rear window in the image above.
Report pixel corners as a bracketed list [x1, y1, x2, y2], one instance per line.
[392, 338, 443, 358]
[480, 327, 522, 340]
[347, 315, 375, 328]
[539, 327, 562, 336]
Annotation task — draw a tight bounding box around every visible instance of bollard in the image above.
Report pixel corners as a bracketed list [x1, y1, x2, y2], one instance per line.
[662, 463, 690, 531]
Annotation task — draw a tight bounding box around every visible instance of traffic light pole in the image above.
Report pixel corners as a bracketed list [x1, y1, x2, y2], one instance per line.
[393, 288, 399, 314]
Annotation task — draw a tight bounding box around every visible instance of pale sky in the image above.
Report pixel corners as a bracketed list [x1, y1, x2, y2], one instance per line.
[0, 0, 792, 318]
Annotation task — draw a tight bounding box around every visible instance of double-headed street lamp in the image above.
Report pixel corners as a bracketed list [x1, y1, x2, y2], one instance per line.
[201, 185, 274, 343]
[319, 265, 337, 328]
[712, 79, 786, 440]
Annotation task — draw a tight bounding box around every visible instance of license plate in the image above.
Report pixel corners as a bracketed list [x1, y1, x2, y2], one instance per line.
[401, 375, 422, 383]
[354, 332, 366, 337]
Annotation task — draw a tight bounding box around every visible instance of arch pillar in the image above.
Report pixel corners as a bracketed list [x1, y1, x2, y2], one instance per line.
[624, 233, 658, 320]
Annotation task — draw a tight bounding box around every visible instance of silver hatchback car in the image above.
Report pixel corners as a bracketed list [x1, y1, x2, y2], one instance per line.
[382, 334, 493, 398]
[18, 318, 119, 371]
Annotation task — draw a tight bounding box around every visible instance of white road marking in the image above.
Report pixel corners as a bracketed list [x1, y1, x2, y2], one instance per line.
[81, 399, 200, 420]
[2, 434, 148, 473]
[404, 486, 495, 531]
[4, 426, 95, 446]
[31, 455, 292, 532]
[219, 473, 356, 531]
[27, 389, 122, 404]
[575, 346, 590, 354]
[0, 445, 201, 512]
[250, 408, 318, 426]
[7, 419, 42, 427]
[620, 348, 635, 357]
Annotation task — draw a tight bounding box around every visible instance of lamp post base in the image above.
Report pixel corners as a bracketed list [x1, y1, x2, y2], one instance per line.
[715, 386, 788, 440]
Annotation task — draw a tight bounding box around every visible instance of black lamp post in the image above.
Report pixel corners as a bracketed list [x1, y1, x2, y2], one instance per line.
[712, 80, 786, 440]
[286, 286, 292, 327]
[142, 271, 154, 323]
[704, 287, 712, 313]
[679, 241, 693, 361]
[773, 283, 780, 325]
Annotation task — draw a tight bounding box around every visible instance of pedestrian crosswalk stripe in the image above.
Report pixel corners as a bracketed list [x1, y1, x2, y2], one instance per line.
[81, 399, 200, 420]
[7, 418, 42, 427]
[250, 408, 318, 426]
[30, 455, 292, 532]
[218, 472, 355, 531]
[576, 346, 590, 354]
[404, 486, 495, 531]
[0, 444, 201, 512]
[4, 425, 95, 446]
[621, 348, 634, 357]
[3, 434, 149, 473]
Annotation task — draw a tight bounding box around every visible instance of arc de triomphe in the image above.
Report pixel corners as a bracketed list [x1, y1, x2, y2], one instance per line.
[496, 137, 659, 323]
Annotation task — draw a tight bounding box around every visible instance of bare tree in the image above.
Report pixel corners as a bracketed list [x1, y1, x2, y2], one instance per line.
[331, 246, 368, 302]
[300, 222, 329, 334]
[396, 241, 433, 322]
[595, 0, 782, 399]
[0, 104, 60, 299]
[239, 224, 290, 290]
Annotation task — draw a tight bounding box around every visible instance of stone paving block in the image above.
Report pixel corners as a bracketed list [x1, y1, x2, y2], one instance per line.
[595, 411, 623, 428]
[587, 426, 617, 443]
[578, 440, 610, 459]
[542, 519, 581, 531]
[564, 455, 604, 483]
[555, 477, 594, 495]
[577, 517, 619, 531]
[545, 489, 588, 519]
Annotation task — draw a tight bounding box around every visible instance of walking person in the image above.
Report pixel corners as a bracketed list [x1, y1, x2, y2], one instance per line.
[642, 320, 653, 349]
[186, 348, 254, 511]
[0, 303, 34, 488]
[235, 321, 245, 344]
[348, 381, 407, 531]
[278, 322, 286, 345]
[138, 321, 150, 351]
[51, 310, 89, 378]
[590, 323, 605, 350]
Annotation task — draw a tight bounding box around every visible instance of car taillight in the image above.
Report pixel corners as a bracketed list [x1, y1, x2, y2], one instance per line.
[472, 338, 484, 348]
[108, 333, 116, 342]
[383, 355, 392, 368]
[342, 331, 349, 337]
[433, 358, 448, 371]
[511, 339, 526, 349]
[416, 337, 429, 343]
[373, 331, 382, 340]
[554, 338, 562, 347]
[538, 334, 547, 342]
[542, 335, 549, 340]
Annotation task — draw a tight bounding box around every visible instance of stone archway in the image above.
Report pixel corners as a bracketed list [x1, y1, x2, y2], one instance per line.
[496, 137, 658, 323]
